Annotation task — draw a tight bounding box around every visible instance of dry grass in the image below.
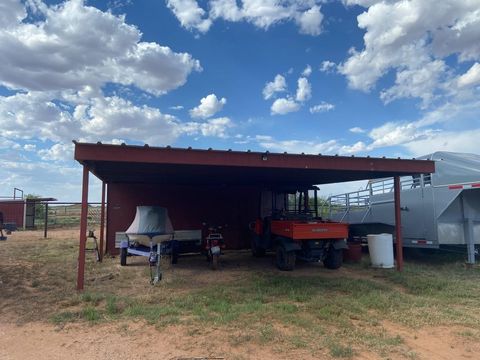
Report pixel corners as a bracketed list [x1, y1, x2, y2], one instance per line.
[1, 228, 480, 359]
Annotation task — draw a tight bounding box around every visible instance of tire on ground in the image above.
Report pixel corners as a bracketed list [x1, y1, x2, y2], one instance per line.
[251, 235, 266, 257]
[120, 247, 127, 266]
[276, 245, 296, 271]
[324, 247, 343, 269]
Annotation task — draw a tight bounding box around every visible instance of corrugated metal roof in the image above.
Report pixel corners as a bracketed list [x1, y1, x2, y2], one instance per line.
[73, 141, 435, 186]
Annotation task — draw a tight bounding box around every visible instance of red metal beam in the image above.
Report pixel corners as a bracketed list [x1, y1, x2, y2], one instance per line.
[99, 181, 106, 262]
[74, 142, 435, 174]
[76, 165, 89, 291]
[394, 176, 403, 271]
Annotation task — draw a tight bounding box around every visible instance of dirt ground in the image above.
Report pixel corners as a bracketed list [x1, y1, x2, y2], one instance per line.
[1, 321, 479, 360]
[1, 229, 480, 360]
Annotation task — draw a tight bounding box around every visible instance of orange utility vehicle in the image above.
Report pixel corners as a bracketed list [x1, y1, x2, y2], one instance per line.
[251, 187, 349, 271]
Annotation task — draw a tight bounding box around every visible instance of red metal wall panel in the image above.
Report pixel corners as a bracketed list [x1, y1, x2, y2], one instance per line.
[106, 184, 261, 254]
[0, 201, 24, 228]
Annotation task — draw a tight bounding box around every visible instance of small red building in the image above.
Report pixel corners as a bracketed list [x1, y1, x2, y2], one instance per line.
[0, 200, 24, 228]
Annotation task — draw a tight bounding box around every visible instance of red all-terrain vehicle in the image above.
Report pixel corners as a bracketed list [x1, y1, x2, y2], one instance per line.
[251, 187, 348, 271]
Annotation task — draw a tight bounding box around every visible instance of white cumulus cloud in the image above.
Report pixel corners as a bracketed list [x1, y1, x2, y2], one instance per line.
[264, 73, 313, 114]
[0, 1, 229, 151]
[0, 0, 26, 28]
[271, 97, 300, 115]
[295, 5, 323, 36]
[296, 77, 312, 102]
[380, 59, 447, 107]
[262, 74, 287, 100]
[349, 127, 366, 134]
[38, 143, 74, 162]
[340, 0, 480, 106]
[255, 135, 339, 154]
[320, 60, 336, 73]
[168, 0, 325, 36]
[310, 102, 335, 113]
[458, 62, 480, 88]
[166, 0, 212, 33]
[189, 94, 227, 119]
[302, 65, 313, 77]
[405, 129, 480, 156]
[184, 117, 234, 138]
[0, 0, 201, 96]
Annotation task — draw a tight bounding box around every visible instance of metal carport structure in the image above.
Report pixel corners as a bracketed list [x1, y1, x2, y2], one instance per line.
[74, 141, 435, 290]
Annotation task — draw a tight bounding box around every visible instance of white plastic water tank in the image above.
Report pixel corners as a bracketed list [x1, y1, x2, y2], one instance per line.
[367, 234, 394, 268]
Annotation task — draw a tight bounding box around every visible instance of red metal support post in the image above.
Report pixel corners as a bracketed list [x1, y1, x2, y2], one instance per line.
[99, 181, 106, 261]
[394, 176, 403, 271]
[76, 165, 89, 291]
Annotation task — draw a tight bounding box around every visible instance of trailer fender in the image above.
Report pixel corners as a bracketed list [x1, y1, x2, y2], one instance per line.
[275, 237, 301, 252]
[331, 239, 348, 250]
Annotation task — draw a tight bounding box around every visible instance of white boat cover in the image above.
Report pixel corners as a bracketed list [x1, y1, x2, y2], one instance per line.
[126, 206, 174, 237]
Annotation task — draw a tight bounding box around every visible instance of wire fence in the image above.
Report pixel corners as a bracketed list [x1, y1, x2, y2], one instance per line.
[37, 204, 103, 230]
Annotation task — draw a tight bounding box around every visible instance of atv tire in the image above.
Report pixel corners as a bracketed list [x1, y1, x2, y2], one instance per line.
[276, 245, 296, 271]
[324, 247, 343, 269]
[251, 236, 266, 257]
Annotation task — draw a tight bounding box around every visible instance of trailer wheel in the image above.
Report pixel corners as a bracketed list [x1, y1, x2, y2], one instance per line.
[120, 248, 127, 266]
[324, 247, 343, 269]
[251, 236, 266, 257]
[276, 246, 296, 271]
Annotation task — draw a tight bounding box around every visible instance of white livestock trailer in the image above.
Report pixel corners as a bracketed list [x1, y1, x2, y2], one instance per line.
[327, 152, 480, 264]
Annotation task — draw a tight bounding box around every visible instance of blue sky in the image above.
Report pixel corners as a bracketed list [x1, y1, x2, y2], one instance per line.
[1, 0, 480, 201]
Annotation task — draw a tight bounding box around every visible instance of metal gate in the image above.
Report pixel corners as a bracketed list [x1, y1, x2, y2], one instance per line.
[25, 202, 35, 229]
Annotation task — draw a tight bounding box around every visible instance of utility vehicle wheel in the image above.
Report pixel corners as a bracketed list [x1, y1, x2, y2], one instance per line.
[120, 248, 127, 266]
[251, 236, 266, 257]
[211, 254, 219, 270]
[276, 246, 296, 271]
[324, 247, 343, 269]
